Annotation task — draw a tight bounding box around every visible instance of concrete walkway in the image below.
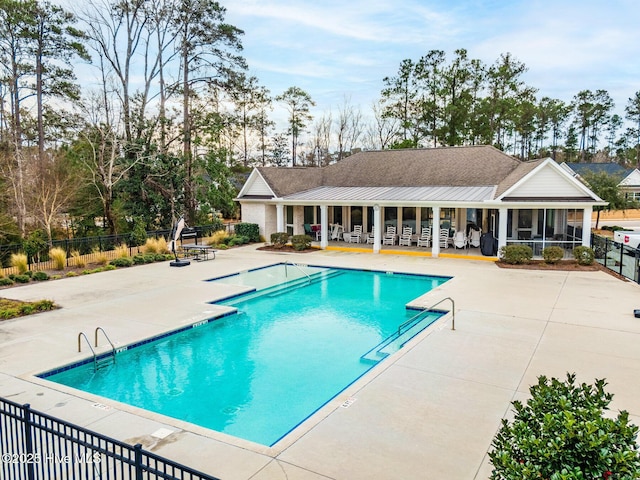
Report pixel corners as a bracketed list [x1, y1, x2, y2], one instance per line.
[1, 245, 639, 479]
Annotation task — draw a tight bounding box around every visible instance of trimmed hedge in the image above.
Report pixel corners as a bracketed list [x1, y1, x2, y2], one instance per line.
[573, 245, 595, 265]
[291, 234, 312, 251]
[110, 257, 134, 267]
[234, 223, 260, 243]
[270, 232, 289, 248]
[499, 244, 533, 264]
[541, 246, 564, 264]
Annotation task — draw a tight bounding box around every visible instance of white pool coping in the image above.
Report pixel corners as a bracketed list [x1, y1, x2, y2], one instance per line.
[1, 245, 640, 479]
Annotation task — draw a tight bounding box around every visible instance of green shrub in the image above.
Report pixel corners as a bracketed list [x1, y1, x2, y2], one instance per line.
[49, 247, 67, 270]
[270, 232, 289, 248]
[234, 223, 260, 243]
[541, 246, 564, 264]
[129, 219, 148, 247]
[573, 245, 595, 265]
[65, 271, 78, 277]
[499, 245, 533, 264]
[291, 234, 312, 251]
[0, 277, 14, 286]
[154, 253, 167, 262]
[25, 270, 33, 278]
[489, 373, 640, 479]
[216, 244, 228, 250]
[110, 257, 133, 267]
[32, 271, 49, 281]
[12, 274, 31, 283]
[34, 299, 55, 311]
[20, 304, 35, 315]
[227, 235, 249, 247]
[10, 253, 28, 274]
[103, 264, 116, 271]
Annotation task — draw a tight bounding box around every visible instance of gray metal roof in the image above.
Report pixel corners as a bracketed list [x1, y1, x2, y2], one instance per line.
[282, 185, 497, 203]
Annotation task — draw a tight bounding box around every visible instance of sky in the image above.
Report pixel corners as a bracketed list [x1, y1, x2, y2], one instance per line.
[224, 0, 640, 131]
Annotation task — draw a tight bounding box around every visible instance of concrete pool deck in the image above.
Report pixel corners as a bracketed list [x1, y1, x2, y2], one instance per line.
[1, 245, 639, 479]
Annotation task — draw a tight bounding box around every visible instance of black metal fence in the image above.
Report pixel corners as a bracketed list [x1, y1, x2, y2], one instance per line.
[0, 397, 220, 480]
[591, 233, 640, 283]
[0, 224, 233, 270]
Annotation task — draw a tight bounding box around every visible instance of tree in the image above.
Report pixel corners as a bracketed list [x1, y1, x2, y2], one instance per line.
[173, 0, 244, 223]
[489, 373, 640, 479]
[335, 97, 362, 161]
[625, 91, 640, 167]
[380, 58, 419, 144]
[366, 100, 400, 150]
[31, 1, 88, 169]
[581, 171, 632, 228]
[275, 86, 315, 166]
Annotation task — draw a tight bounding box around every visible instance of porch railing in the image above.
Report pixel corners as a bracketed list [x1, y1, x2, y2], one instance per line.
[0, 397, 220, 480]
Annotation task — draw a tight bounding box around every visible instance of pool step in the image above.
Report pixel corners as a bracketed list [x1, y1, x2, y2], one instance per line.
[360, 311, 441, 365]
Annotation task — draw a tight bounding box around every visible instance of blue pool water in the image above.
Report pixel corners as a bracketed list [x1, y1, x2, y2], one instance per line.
[42, 265, 450, 446]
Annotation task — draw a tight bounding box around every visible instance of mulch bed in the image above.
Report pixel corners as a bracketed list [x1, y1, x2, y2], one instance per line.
[496, 260, 627, 281]
[256, 245, 320, 253]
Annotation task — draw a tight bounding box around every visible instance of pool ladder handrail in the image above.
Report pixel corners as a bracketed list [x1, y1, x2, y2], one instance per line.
[397, 297, 456, 334]
[77, 332, 98, 372]
[94, 327, 117, 364]
[284, 261, 312, 284]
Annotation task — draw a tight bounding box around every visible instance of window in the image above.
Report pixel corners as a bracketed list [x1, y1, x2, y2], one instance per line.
[402, 207, 416, 233]
[351, 206, 363, 228]
[384, 207, 397, 230]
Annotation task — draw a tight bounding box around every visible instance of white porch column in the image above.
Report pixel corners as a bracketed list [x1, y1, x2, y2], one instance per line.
[431, 206, 441, 258]
[276, 204, 285, 232]
[498, 207, 508, 254]
[320, 204, 328, 249]
[582, 206, 593, 247]
[373, 205, 381, 253]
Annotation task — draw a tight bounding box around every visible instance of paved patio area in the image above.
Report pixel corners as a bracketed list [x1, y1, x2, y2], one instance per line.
[1, 245, 639, 480]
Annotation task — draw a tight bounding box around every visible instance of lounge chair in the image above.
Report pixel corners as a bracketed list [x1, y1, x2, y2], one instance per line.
[330, 223, 344, 241]
[453, 231, 468, 249]
[382, 226, 396, 245]
[469, 229, 481, 248]
[398, 227, 412, 246]
[416, 227, 431, 247]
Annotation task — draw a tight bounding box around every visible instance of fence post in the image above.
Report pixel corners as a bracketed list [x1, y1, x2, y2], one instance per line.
[22, 404, 36, 480]
[134, 443, 144, 480]
[619, 243, 624, 277]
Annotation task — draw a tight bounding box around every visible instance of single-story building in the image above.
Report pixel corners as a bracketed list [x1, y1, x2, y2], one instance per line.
[561, 162, 640, 201]
[237, 146, 606, 257]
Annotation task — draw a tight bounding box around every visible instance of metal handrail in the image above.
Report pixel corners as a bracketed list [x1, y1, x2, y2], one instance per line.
[398, 297, 456, 334]
[95, 327, 117, 363]
[284, 261, 312, 283]
[77, 332, 97, 371]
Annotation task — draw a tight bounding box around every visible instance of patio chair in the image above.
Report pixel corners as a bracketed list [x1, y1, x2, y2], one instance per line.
[416, 227, 431, 248]
[453, 230, 468, 249]
[439, 228, 450, 248]
[469, 229, 481, 248]
[382, 226, 397, 245]
[398, 227, 413, 246]
[366, 227, 377, 244]
[330, 223, 344, 241]
[344, 225, 362, 243]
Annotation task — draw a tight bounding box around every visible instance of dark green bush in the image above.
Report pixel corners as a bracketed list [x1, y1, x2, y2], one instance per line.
[234, 223, 260, 243]
[12, 274, 31, 283]
[110, 257, 133, 267]
[25, 270, 33, 278]
[489, 373, 640, 479]
[291, 234, 312, 251]
[0, 277, 14, 286]
[154, 253, 167, 262]
[573, 245, 595, 265]
[541, 246, 564, 264]
[129, 219, 147, 247]
[32, 271, 50, 281]
[499, 245, 533, 264]
[227, 235, 249, 247]
[270, 232, 289, 248]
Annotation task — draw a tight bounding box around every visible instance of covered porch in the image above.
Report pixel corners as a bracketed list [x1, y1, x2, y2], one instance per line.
[274, 202, 593, 259]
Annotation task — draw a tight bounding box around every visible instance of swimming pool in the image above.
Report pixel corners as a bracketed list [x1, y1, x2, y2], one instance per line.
[41, 265, 450, 446]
